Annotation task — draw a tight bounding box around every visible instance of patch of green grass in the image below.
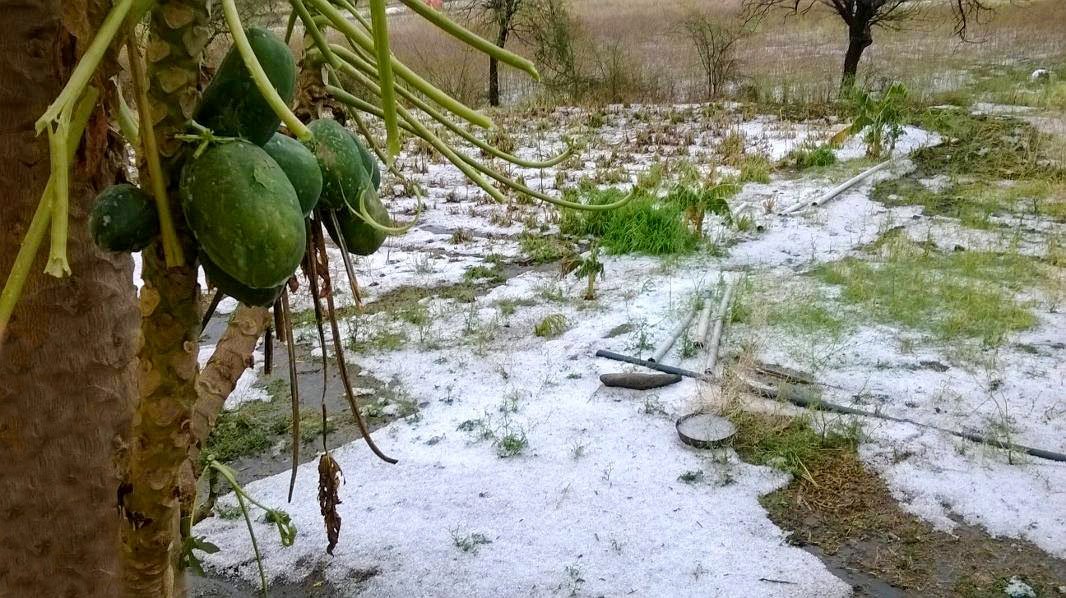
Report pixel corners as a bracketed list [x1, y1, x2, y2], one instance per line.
[912, 110, 1064, 182]
[785, 143, 837, 170]
[766, 292, 850, 338]
[464, 263, 506, 284]
[520, 234, 575, 264]
[738, 154, 772, 184]
[348, 325, 409, 353]
[729, 411, 860, 480]
[873, 177, 1066, 228]
[534, 313, 569, 338]
[561, 187, 698, 255]
[814, 235, 1046, 346]
[202, 381, 336, 466]
[495, 430, 528, 457]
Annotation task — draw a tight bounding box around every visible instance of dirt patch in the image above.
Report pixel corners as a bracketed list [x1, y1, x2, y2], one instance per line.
[731, 412, 1066, 596]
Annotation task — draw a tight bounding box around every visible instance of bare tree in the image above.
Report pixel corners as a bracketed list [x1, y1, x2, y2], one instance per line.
[461, 0, 542, 106]
[679, 10, 749, 98]
[742, 0, 995, 89]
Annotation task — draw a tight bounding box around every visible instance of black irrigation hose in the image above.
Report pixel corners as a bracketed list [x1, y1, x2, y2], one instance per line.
[595, 350, 714, 382]
[743, 376, 1066, 464]
[594, 349, 1066, 463]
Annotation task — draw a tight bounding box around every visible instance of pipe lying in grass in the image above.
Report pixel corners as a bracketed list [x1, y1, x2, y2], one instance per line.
[693, 299, 714, 348]
[780, 157, 898, 215]
[596, 350, 713, 382]
[741, 375, 1066, 464]
[703, 277, 738, 375]
[649, 303, 700, 363]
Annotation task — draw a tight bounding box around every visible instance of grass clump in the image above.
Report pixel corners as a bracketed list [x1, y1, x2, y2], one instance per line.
[520, 234, 575, 264]
[785, 143, 837, 170]
[765, 293, 850, 339]
[729, 411, 860, 481]
[561, 187, 698, 255]
[534, 313, 569, 338]
[815, 233, 1044, 346]
[737, 154, 772, 183]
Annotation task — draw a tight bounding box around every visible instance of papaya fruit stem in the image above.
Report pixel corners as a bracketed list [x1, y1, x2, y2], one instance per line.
[127, 36, 185, 267]
[368, 0, 401, 159]
[220, 0, 311, 141]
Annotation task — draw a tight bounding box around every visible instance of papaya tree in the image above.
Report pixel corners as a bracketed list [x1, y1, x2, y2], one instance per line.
[0, 1, 137, 594]
[741, 0, 994, 89]
[0, 0, 630, 594]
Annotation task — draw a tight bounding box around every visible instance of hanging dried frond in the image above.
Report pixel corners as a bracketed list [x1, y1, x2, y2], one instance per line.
[317, 451, 344, 555]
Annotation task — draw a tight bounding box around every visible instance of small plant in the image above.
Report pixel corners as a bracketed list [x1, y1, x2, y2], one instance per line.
[450, 228, 473, 244]
[738, 155, 772, 184]
[496, 430, 529, 457]
[666, 180, 737, 239]
[520, 234, 575, 264]
[450, 528, 493, 554]
[678, 470, 705, 484]
[718, 130, 746, 165]
[573, 242, 605, 300]
[836, 82, 909, 158]
[534, 313, 569, 338]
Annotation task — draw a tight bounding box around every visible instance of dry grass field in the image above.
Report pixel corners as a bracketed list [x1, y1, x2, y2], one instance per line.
[389, 0, 1066, 106]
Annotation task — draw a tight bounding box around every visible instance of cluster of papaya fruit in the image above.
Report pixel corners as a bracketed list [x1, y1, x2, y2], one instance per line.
[89, 27, 389, 307]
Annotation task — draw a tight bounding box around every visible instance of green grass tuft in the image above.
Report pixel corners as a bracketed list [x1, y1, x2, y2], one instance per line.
[561, 187, 698, 255]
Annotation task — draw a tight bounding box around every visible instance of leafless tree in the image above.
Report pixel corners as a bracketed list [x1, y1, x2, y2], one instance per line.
[742, 0, 995, 88]
[461, 0, 543, 106]
[679, 10, 749, 98]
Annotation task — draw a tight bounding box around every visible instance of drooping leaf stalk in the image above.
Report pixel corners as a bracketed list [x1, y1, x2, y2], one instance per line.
[329, 55, 632, 212]
[396, 0, 539, 80]
[220, 0, 311, 140]
[350, 188, 419, 235]
[369, 0, 401, 157]
[36, 0, 133, 133]
[127, 36, 185, 266]
[305, 0, 492, 129]
[291, 0, 339, 69]
[0, 88, 99, 342]
[324, 48, 571, 169]
[209, 460, 297, 596]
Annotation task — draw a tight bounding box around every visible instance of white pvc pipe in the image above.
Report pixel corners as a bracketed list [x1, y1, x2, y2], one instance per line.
[693, 299, 715, 349]
[780, 157, 897, 215]
[703, 278, 738, 375]
[649, 303, 699, 363]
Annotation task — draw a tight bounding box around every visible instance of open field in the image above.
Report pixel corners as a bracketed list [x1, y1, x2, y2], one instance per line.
[189, 78, 1066, 594]
[390, 0, 1066, 105]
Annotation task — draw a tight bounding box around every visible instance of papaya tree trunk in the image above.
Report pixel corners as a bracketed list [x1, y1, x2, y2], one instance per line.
[0, 1, 137, 596]
[119, 1, 209, 595]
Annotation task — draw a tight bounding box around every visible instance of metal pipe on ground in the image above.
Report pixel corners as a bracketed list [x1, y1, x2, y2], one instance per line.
[649, 302, 699, 363]
[596, 349, 713, 382]
[703, 277, 738, 375]
[780, 157, 898, 215]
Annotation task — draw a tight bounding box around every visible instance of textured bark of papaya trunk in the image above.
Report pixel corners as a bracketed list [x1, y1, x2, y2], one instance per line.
[0, 1, 137, 596]
[119, 1, 210, 596]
